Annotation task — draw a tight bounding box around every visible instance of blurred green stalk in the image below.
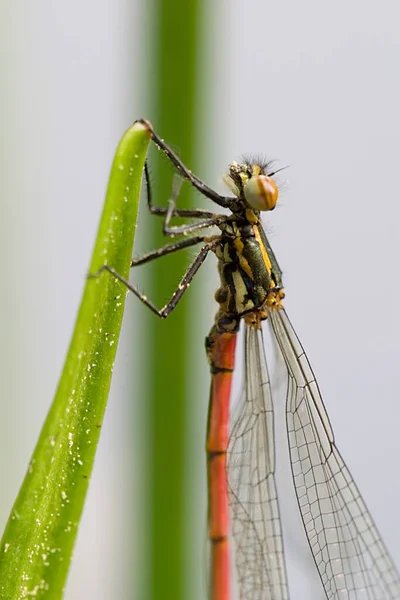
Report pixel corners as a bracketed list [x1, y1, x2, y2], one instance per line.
[144, 1, 204, 599]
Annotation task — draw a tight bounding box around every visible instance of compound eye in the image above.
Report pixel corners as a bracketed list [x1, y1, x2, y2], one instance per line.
[243, 175, 278, 211]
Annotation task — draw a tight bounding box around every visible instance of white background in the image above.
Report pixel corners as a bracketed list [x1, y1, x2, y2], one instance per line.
[1, 1, 399, 598]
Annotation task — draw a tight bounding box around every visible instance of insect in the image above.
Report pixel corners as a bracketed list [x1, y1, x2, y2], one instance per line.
[93, 119, 400, 599]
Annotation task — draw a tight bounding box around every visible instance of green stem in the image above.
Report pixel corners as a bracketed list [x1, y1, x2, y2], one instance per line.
[145, 1, 203, 598]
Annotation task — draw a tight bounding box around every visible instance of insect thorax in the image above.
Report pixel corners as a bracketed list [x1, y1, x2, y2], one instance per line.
[212, 220, 284, 329]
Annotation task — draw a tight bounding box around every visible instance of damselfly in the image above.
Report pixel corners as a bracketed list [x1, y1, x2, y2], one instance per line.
[94, 119, 400, 600]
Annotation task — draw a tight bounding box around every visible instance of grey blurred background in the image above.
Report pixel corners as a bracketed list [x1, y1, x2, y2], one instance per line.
[1, 1, 400, 599]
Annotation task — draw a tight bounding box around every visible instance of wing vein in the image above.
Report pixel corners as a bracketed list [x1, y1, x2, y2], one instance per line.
[270, 308, 400, 600]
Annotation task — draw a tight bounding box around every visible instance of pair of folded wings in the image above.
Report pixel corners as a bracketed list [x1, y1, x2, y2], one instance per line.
[227, 308, 400, 600]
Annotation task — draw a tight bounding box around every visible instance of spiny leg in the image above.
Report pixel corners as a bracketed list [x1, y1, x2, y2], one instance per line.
[163, 195, 229, 237]
[138, 119, 235, 209]
[91, 243, 214, 318]
[144, 162, 229, 237]
[130, 235, 206, 267]
[144, 162, 216, 220]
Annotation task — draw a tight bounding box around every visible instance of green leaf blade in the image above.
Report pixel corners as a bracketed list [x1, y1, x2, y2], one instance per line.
[0, 121, 150, 599]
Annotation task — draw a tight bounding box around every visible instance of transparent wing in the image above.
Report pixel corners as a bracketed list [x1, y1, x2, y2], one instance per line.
[269, 308, 400, 600]
[227, 325, 290, 600]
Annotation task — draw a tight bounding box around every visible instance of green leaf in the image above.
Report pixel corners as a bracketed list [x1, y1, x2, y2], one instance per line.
[0, 121, 150, 599]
